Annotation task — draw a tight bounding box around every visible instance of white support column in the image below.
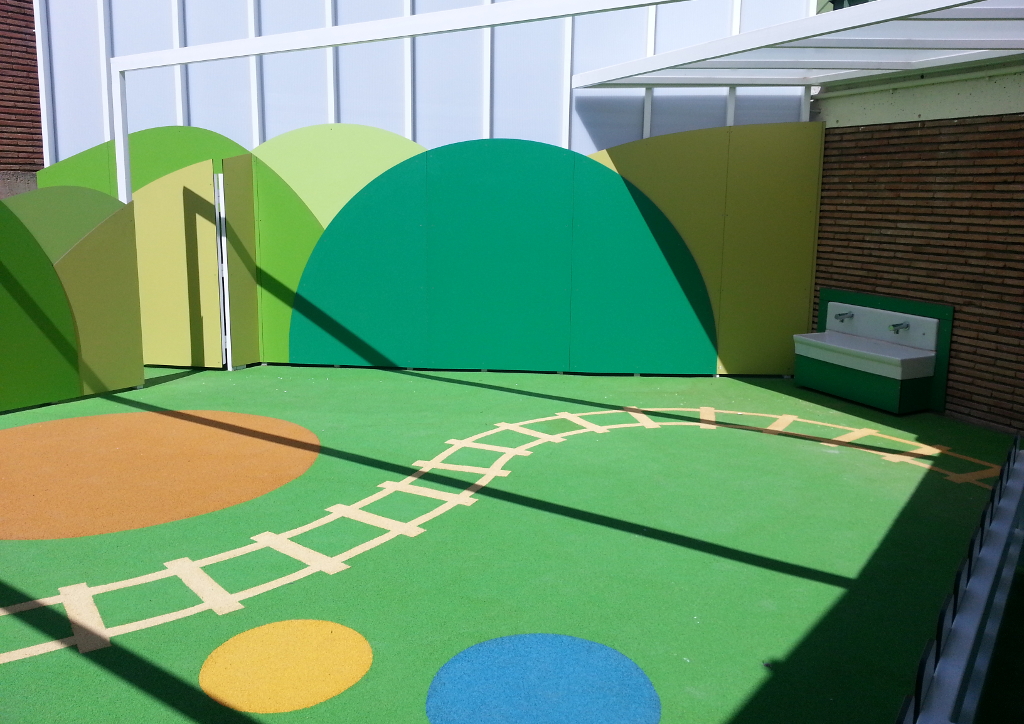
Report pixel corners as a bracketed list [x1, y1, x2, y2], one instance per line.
[727, 0, 742, 127]
[247, 0, 265, 147]
[171, 0, 190, 126]
[560, 16, 574, 149]
[325, 0, 339, 123]
[800, 85, 811, 121]
[214, 173, 233, 370]
[403, 0, 415, 141]
[641, 4, 656, 139]
[97, 0, 114, 141]
[33, 0, 56, 165]
[112, 69, 132, 202]
[483, 0, 493, 140]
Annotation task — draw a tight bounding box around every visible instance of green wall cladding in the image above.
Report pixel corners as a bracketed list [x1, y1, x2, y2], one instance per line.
[0, 203, 81, 411]
[36, 126, 247, 197]
[0, 188, 143, 410]
[290, 139, 717, 374]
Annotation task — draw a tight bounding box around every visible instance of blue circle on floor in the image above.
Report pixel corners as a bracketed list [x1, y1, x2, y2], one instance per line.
[425, 633, 660, 724]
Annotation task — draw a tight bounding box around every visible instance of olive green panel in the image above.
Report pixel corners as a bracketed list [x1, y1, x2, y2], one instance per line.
[1, 187, 125, 263]
[590, 127, 730, 331]
[250, 157, 324, 363]
[133, 160, 223, 368]
[0, 202, 80, 411]
[570, 162, 718, 374]
[818, 288, 953, 412]
[37, 126, 247, 198]
[289, 154, 427, 367]
[222, 155, 261, 367]
[252, 124, 426, 228]
[424, 140, 572, 371]
[53, 204, 144, 394]
[718, 123, 824, 375]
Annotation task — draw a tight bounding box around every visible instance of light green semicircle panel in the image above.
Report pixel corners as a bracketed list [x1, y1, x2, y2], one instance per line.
[252, 124, 426, 228]
[37, 126, 247, 198]
[1, 187, 125, 263]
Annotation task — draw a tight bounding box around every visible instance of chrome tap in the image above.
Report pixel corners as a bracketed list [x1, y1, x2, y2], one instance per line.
[889, 322, 910, 334]
[834, 312, 854, 322]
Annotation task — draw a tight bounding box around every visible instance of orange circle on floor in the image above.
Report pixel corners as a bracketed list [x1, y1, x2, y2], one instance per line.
[0, 410, 319, 539]
[200, 620, 372, 713]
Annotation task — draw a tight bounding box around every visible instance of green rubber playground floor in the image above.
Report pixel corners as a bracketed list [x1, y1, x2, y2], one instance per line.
[0, 366, 1013, 724]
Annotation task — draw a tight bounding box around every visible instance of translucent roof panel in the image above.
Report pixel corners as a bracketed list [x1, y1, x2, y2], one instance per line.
[573, 0, 1024, 88]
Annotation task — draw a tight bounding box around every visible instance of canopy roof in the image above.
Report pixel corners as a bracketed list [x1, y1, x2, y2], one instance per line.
[573, 0, 1024, 88]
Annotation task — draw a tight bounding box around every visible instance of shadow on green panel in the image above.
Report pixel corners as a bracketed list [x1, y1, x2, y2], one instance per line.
[289, 139, 718, 374]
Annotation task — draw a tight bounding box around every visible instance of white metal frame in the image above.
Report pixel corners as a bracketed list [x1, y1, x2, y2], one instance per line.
[572, 0, 1023, 89]
[107, 0, 684, 202]
[33, 0, 56, 166]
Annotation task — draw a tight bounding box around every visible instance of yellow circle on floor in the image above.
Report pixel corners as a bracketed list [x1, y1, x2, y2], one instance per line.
[199, 620, 372, 713]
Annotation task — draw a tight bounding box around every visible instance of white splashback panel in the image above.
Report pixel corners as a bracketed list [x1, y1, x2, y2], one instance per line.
[825, 302, 938, 352]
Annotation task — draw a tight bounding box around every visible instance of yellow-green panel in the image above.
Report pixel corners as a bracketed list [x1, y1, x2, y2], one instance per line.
[717, 122, 824, 374]
[133, 160, 223, 368]
[589, 127, 730, 330]
[222, 154, 261, 367]
[53, 204, 144, 394]
[252, 124, 425, 228]
[251, 157, 324, 363]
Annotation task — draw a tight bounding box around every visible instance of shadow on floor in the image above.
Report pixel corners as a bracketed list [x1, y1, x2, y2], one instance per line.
[975, 565, 1024, 723]
[0, 580, 256, 724]
[725, 465, 993, 724]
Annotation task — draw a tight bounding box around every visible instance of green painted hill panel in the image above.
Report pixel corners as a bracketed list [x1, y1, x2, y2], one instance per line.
[1, 187, 124, 263]
[291, 139, 718, 374]
[290, 154, 428, 367]
[53, 204, 143, 394]
[222, 155, 261, 367]
[37, 127, 247, 197]
[591, 128, 730, 331]
[424, 140, 572, 371]
[570, 163, 717, 374]
[249, 157, 325, 363]
[0, 203, 80, 411]
[252, 124, 426, 228]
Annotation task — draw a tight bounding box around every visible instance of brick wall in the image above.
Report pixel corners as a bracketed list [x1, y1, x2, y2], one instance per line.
[1, 0, 43, 172]
[815, 113, 1024, 433]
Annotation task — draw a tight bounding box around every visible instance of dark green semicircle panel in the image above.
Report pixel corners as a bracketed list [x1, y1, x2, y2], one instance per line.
[289, 139, 717, 374]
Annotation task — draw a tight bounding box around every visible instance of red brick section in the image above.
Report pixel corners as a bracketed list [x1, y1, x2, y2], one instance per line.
[0, 0, 43, 171]
[815, 113, 1024, 433]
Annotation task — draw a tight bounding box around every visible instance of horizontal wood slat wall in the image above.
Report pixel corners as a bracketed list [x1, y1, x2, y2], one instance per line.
[1, 0, 43, 172]
[815, 113, 1024, 433]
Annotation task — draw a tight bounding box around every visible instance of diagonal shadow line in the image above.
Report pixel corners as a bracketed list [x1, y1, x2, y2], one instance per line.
[389, 370, 942, 462]
[141, 369, 204, 389]
[0, 580, 259, 724]
[97, 393, 851, 588]
[218, 219, 397, 368]
[0, 260, 107, 393]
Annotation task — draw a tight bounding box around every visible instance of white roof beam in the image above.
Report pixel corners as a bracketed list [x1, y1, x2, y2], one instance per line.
[111, 0, 683, 73]
[572, 0, 983, 88]
[781, 38, 1024, 49]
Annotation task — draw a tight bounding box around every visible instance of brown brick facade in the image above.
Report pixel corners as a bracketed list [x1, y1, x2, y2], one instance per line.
[815, 113, 1024, 433]
[1, 0, 43, 172]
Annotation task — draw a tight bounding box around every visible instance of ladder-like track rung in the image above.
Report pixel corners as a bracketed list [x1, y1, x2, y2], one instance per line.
[164, 558, 243, 615]
[326, 504, 426, 537]
[378, 480, 477, 505]
[57, 583, 110, 653]
[251, 532, 350, 573]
